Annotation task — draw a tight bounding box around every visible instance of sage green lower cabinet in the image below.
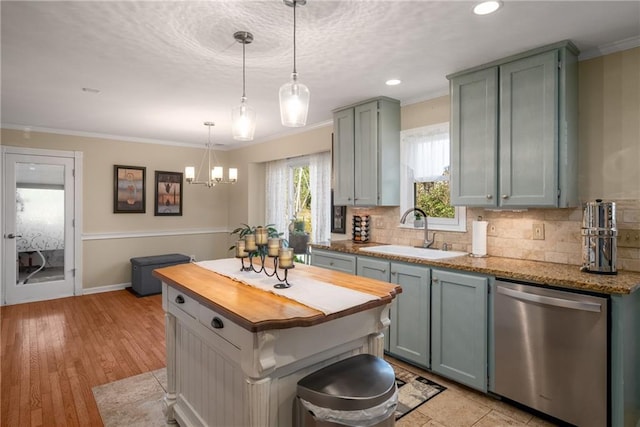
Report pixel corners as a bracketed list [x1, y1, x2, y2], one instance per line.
[431, 269, 488, 392]
[389, 262, 431, 368]
[310, 249, 356, 275]
[356, 256, 391, 282]
[357, 257, 393, 352]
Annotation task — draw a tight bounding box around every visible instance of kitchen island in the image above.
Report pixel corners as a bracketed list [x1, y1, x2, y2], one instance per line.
[153, 259, 401, 427]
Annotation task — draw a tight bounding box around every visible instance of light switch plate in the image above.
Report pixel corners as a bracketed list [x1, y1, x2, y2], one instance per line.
[618, 228, 640, 248]
[532, 223, 545, 240]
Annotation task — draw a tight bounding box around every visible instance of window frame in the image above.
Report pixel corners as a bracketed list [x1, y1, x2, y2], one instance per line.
[399, 124, 467, 232]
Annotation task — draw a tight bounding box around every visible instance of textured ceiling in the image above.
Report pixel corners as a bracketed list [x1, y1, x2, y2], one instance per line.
[1, 1, 639, 148]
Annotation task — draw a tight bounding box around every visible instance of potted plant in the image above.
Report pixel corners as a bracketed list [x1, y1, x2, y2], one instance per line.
[414, 212, 425, 228]
[288, 218, 309, 255]
[229, 224, 284, 256]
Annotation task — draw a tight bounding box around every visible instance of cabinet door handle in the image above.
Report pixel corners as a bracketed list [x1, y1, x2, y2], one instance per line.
[211, 317, 224, 329]
[390, 271, 396, 276]
[175, 295, 185, 304]
[433, 278, 439, 284]
[502, 194, 509, 199]
[329, 261, 334, 266]
[486, 194, 493, 200]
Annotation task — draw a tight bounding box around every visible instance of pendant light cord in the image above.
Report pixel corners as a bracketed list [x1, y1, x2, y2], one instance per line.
[242, 39, 246, 98]
[292, 1, 297, 74]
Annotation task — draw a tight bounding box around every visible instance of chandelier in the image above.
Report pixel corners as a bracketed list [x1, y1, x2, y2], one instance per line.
[185, 122, 238, 187]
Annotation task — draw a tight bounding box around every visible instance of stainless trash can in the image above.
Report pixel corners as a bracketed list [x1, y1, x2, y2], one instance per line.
[294, 354, 397, 427]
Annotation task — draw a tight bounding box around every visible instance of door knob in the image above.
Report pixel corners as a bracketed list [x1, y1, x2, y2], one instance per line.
[486, 195, 493, 200]
[502, 194, 509, 199]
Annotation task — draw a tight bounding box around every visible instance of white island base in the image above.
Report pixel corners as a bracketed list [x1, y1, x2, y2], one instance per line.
[162, 282, 391, 427]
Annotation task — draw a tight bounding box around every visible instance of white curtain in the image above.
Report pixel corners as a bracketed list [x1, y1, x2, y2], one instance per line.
[400, 122, 450, 220]
[401, 122, 450, 182]
[265, 158, 290, 237]
[309, 151, 331, 244]
[265, 151, 331, 244]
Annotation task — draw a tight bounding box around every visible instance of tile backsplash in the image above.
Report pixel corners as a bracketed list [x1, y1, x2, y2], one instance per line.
[338, 199, 639, 272]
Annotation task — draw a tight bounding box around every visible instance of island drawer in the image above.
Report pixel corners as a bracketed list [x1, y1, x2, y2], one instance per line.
[199, 304, 244, 349]
[168, 286, 199, 319]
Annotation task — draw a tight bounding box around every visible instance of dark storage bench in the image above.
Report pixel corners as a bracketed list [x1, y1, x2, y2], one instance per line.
[130, 253, 191, 296]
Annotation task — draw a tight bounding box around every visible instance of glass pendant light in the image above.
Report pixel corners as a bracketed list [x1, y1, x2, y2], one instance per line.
[232, 31, 256, 141]
[279, 0, 309, 128]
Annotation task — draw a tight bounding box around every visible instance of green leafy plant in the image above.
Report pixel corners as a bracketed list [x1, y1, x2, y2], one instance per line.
[415, 181, 455, 219]
[228, 224, 285, 252]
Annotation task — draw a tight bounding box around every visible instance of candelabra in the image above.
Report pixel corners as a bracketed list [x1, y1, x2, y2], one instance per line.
[235, 226, 294, 289]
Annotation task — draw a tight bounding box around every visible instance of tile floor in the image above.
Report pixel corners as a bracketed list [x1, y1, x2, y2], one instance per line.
[387, 357, 560, 427]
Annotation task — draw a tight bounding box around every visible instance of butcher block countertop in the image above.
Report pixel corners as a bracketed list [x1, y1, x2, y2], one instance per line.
[153, 261, 401, 332]
[312, 241, 640, 295]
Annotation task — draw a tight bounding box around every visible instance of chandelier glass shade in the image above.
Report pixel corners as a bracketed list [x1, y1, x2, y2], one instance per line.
[185, 122, 237, 187]
[279, 0, 309, 127]
[232, 31, 256, 141]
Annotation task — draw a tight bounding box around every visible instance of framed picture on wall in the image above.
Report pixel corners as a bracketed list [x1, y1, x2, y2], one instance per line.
[154, 171, 183, 216]
[113, 165, 146, 213]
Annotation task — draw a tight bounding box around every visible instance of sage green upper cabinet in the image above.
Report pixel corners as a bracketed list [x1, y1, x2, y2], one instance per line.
[333, 97, 400, 206]
[449, 41, 579, 208]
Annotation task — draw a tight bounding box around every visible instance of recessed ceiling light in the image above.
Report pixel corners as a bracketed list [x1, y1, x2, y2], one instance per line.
[81, 87, 101, 94]
[473, 1, 502, 15]
[385, 79, 401, 86]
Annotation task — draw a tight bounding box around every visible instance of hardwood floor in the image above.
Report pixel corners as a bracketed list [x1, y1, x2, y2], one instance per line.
[0, 290, 166, 427]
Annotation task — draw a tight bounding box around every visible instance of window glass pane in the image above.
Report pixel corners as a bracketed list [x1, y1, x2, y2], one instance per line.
[414, 180, 455, 219]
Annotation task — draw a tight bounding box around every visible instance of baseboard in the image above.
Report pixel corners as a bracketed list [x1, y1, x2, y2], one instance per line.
[82, 283, 131, 295]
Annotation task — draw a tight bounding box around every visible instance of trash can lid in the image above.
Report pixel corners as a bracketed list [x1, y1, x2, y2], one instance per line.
[297, 354, 397, 410]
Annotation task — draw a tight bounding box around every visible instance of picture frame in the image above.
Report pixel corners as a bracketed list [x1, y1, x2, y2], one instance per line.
[154, 171, 183, 216]
[114, 165, 146, 213]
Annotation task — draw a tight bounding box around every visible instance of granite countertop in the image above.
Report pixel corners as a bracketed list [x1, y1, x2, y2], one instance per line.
[311, 241, 640, 295]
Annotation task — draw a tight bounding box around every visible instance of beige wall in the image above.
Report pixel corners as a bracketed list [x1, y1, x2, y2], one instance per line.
[2, 47, 638, 289]
[578, 47, 640, 200]
[1, 130, 232, 287]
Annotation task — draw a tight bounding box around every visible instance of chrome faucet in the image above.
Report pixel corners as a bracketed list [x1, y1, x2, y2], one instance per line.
[400, 207, 434, 248]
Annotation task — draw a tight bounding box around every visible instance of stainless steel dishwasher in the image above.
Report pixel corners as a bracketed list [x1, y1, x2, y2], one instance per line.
[493, 280, 608, 426]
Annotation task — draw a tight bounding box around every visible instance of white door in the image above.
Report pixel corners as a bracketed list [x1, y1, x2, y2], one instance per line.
[3, 149, 78, 305]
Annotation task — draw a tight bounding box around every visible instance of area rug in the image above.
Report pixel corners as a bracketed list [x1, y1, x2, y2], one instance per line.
[93, 364, 445, 425]
[92, 368, 169, 427]
[392, 363, 447, 420]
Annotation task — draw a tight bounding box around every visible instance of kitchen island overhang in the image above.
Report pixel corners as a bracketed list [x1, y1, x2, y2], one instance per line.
[153, 260, 402, 427]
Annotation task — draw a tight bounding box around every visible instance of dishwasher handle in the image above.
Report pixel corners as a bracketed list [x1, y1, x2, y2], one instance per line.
[496, 286, 602, 313]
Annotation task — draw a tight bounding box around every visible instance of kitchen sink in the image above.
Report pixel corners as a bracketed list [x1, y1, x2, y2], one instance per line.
[359, 245, 467, 260]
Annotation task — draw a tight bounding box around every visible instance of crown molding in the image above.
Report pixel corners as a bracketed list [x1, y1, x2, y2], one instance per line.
[579, 35, 640, 60]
